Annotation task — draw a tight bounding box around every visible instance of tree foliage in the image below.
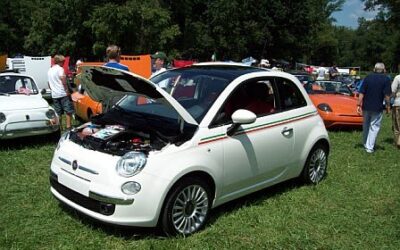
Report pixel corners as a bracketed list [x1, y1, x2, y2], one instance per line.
[0, 0, 398, 72]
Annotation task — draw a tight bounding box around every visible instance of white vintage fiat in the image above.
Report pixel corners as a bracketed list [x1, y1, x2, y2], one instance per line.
[50, 63, 329, 236]
[0, 72, 59, 140]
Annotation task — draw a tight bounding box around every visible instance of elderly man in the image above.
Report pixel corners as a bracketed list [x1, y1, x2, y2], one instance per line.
[357, 62, 392, 153]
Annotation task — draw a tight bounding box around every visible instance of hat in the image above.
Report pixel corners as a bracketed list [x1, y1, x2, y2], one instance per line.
[151, 51, 167, 60]
[260, 59, 270, 66]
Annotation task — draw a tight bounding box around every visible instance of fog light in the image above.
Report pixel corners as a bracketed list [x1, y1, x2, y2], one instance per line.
[121, 181, 141, 195]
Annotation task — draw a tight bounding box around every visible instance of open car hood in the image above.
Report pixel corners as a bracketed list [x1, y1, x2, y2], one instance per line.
[78, 66, 198, 126]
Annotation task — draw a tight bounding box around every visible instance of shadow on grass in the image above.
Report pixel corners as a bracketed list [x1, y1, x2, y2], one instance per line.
[328, 126, 362, 132]
[56, 177, 304, 239]
[57, 203, 165, 240]
[207, 178, 302, 225]
[383, 137, 394, 145]
[353, 137, 394, 152]
[0, 135, 58, 151]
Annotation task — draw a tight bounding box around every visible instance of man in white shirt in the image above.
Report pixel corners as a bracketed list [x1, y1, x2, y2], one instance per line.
[48, 54, 74, 130]
[392, 74, 400, 148]
[316, 66, 327, 80]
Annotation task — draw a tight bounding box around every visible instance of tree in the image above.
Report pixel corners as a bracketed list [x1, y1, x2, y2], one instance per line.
[84, 0, 180, 58]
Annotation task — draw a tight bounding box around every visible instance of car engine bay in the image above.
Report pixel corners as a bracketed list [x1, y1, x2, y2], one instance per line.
[69, 123, 167, 156]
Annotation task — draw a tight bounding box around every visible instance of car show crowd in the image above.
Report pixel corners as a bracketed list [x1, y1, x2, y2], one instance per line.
[2, 48, 400, 152]
[1, 46, 399, 236]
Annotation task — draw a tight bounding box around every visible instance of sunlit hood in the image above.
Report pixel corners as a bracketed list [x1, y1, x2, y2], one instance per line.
[0, 95, 48, 111]
[77, 66, 197, 125]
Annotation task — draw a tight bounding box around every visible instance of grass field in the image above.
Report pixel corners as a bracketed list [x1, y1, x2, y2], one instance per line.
[0, 115, 399, 249]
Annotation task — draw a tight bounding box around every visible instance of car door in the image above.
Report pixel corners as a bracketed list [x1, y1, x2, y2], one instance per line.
[212, 76, 307, 201]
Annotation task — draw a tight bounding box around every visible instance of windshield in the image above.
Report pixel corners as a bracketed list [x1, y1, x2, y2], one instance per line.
[305, 81, 353, 95]
[150, 65, 263, 122]
[0, 75, 38, 95]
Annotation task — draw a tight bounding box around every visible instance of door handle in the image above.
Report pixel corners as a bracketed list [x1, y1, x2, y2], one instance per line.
[281, 127, 293, 136]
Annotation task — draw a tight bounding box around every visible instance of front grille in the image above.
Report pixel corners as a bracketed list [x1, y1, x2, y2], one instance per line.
[50, 171, 115, 216]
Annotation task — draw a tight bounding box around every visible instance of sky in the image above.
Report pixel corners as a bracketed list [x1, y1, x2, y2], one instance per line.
[332, 0, 378, 28]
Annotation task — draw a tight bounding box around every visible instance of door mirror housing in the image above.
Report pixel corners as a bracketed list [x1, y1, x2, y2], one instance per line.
[227, 109, 257, 136]
[78, 84, 84, 94]
[231, 109, 257, 124]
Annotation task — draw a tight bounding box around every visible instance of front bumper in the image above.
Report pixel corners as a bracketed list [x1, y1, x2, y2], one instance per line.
[0, 121, 59, 139]
[50, 142, 171, 227]
[319, 112, 362, 128]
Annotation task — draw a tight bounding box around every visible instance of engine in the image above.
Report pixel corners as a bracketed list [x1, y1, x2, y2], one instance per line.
[69, 123, 167, 156]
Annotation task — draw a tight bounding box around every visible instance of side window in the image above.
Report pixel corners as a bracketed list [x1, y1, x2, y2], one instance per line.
[275, 77, 306, 111]
[211, 78, 276, 126]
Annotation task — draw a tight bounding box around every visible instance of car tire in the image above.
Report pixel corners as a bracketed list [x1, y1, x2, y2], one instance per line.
[160, 177, 211, 236]
[301, 143, 328, 184]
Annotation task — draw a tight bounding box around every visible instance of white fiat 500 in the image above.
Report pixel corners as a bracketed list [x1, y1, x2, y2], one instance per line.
[50, 63, 330, 236]
[0, 72, 59, 140]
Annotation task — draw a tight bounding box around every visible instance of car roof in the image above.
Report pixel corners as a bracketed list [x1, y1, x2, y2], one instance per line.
[193, 61, 254, 67]
[0, 72, 32, 78]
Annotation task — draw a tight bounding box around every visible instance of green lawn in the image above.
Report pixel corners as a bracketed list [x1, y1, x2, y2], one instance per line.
[1, 116, 399, 249]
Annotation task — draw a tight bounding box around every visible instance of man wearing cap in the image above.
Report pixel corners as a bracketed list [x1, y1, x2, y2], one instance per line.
[151, 51, 167, 77]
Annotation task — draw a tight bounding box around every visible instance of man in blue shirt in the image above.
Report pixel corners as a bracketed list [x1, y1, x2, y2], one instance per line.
[102, 45, 129, 112]
[357, 62, 392, 153]
[104, 45, 129, 71]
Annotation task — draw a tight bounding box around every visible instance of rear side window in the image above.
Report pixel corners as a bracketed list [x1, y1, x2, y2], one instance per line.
[274, 77, 306, 111]
[210, 76, 307, 127]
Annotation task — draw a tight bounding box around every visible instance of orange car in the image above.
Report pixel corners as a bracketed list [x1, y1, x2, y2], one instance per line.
[306, 81, 363, 128]
[72, 55, 151, 121]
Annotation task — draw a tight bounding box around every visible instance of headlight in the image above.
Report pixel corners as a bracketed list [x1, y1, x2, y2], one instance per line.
[0, 112, 5, 124]
[116, 151, 147, 177]
[46, 109, 57, 119]
[317, 103, 332, 112]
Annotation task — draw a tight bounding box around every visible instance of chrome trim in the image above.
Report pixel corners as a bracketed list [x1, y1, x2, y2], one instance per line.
[79, 166, 99, 175]
[58, 157, 71, 165]
[0, 125, 59, 138]
[58, 157, 98, 175]
[61, 168, 91, 182]
[89, 191, 134, 205]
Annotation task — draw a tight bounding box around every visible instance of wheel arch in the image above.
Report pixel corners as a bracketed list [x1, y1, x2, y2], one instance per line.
[314, 138, 330, 155]
[157, 170, 216, 227]
[300, 137, 330, 184]
[164, 170, 216, 205]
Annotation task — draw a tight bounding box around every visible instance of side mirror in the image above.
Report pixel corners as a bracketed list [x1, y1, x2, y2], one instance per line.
[227, 109, 257, 136]
[78, 84, 84, 94]
[40, 88, 46, 95]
